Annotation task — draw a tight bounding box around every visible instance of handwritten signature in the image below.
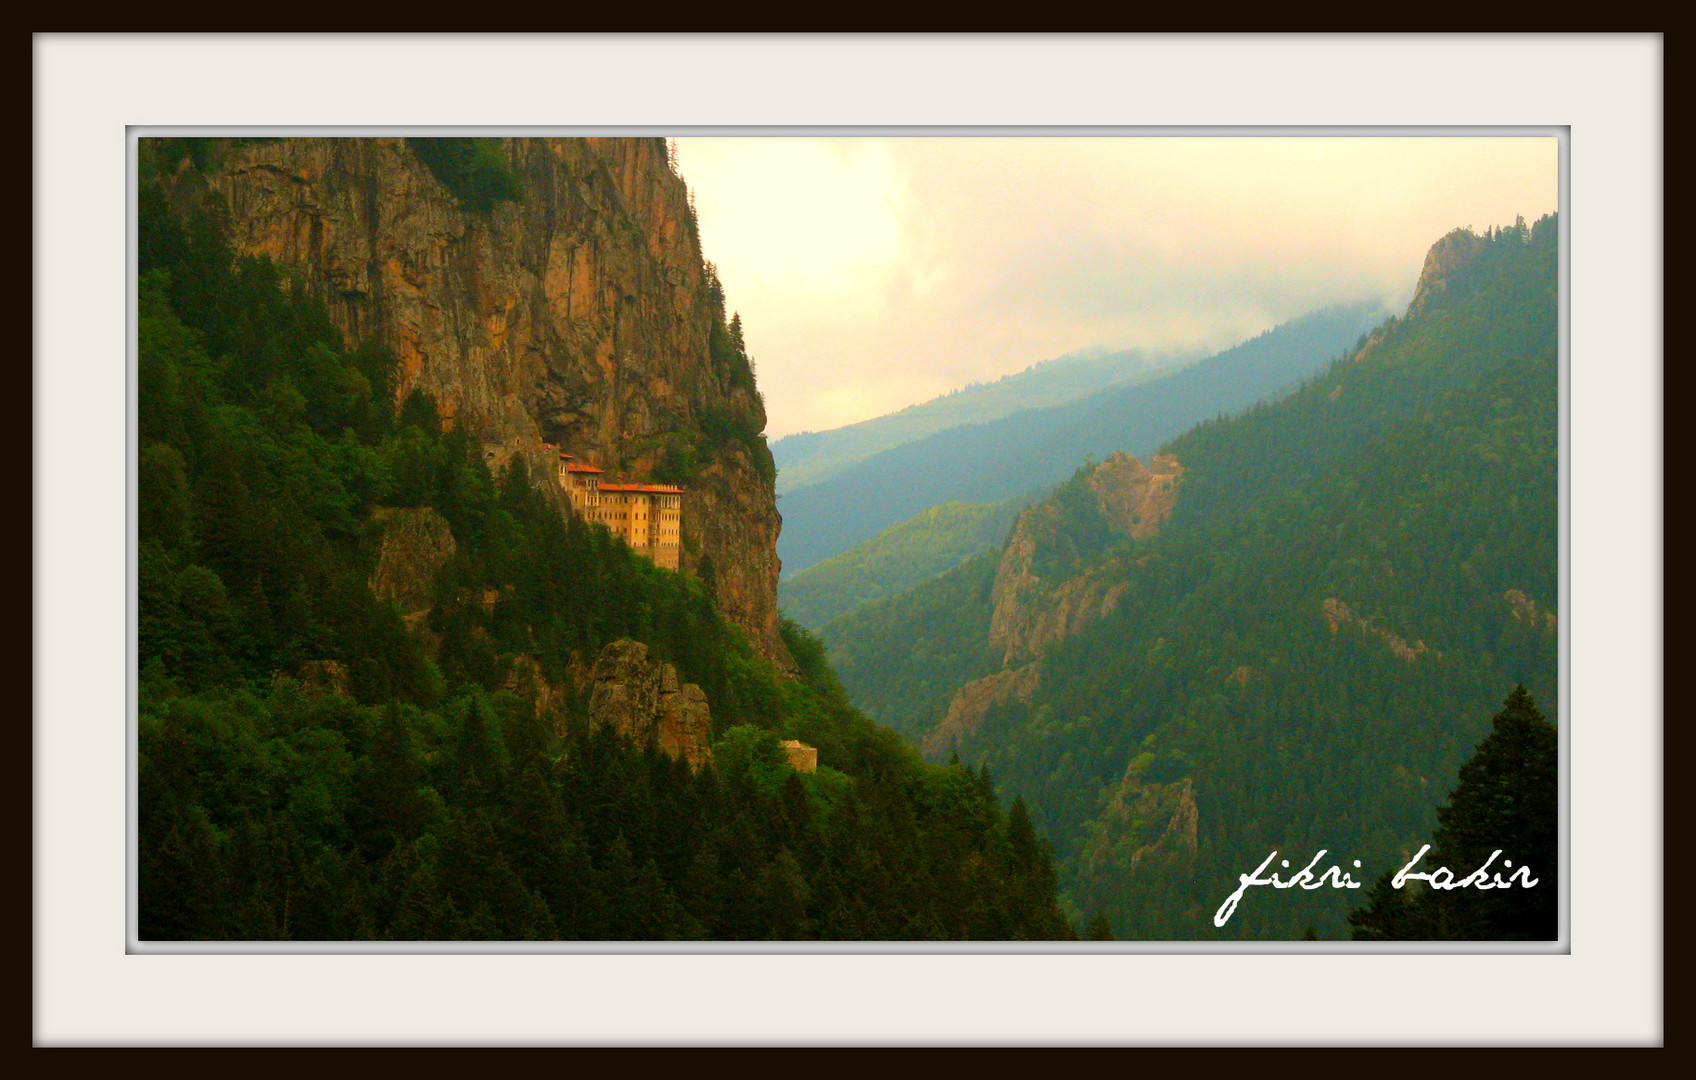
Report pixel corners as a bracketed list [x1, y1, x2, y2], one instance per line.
[1213, 845, 1540, 927]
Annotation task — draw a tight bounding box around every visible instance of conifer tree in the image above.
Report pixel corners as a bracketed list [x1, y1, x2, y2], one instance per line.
[1087, 912, 1115, 941]
[1349, 687, 1557, 940]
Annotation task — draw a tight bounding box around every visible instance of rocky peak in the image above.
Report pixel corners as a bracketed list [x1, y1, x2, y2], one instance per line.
[925, 451, 1182, 757]
[1407, 227, 1487, 320]
[922, 663, 1039, 759]
[1086, 451, 1183, 541]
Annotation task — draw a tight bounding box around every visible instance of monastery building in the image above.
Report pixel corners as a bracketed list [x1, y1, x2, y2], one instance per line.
[557, 452, 683, 570]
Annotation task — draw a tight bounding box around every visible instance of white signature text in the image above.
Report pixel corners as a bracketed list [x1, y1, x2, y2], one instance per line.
[1212, 845, 1539, 927]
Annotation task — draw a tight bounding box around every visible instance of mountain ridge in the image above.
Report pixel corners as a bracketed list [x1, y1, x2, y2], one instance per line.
[772, 343, 1192, 493]
[777, 299, 1391, 575]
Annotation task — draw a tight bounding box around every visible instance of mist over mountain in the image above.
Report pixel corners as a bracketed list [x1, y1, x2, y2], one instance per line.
[777, 300, 1391, 576]
[771, 344, 1193, 494]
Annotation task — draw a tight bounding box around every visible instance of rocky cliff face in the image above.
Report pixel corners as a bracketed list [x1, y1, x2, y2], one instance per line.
[1406, 227, 1487, 320]
[925, 451, 1181, 756]
[1078, 771, 1199, 884]
[922, 663, 1039, 758]
[989, 452, 1181, 666]
[366, 506, 457, 622]
[176, 137, 790, 668]
[588, 639, 714, 769]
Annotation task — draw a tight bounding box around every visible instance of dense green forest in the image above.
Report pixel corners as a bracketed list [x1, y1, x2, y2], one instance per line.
[136, 138, 1074, 942]
[777, 300, 1388, 574]
[779, 497, 1030, 631]
[821, 551, 1006, 745]
[824, 218, 1558, 939]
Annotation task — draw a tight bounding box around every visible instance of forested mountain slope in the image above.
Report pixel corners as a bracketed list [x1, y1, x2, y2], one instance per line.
[136, 137, 1074, 942]
[824, 218, 1558, 939]
[778, 497, 1030, 631]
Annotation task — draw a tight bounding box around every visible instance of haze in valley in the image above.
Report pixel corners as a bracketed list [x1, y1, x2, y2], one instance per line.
[674, 136, 1559, 438]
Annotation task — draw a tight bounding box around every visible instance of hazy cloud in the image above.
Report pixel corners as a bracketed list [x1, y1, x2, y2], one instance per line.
[675, 136, 1558, 438]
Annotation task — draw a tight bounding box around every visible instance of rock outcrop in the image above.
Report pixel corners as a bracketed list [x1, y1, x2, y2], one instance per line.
[279, 659, 352, 700]
[1406, 227, 1488, 320]
[924, 452, 1180, 757]
[922, 663, 1039, 758]
[172, 137, 790, 669]
[1503, 588, 1558, 634]
[988, 452, 1181, 666]
[587, 638, 714, 769]
[1079, 770, 1199, 881]
[1321, 597, 1430, 662]
[503, 654, 584, 736]
[367, 506, 457, 621]
[1085, 451, 1183, 542]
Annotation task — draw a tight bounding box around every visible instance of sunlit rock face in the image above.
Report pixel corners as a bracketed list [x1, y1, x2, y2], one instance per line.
[922, 451, 1183, 758]
[187, 136, 791, 670]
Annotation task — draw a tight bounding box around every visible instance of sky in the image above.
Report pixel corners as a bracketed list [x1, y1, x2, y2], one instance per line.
[673, 137, 1559, 440]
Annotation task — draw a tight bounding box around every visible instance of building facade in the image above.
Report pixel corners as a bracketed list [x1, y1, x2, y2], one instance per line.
[558, 453, 683, 570]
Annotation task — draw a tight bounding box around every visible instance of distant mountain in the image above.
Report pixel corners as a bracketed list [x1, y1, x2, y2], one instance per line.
[823, 218, 1559, 940]
[771, 345, 1189, 494]
[777, 300, 1391, 575]
[778, 496, 1032, 631]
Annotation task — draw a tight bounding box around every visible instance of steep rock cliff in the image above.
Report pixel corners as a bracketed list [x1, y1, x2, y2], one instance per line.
[172, 137, 790, 669]
[1077, 771, 1199, 886]
[923, 451, 1180, 756]
[988, 452, 1181, 666]
[366, 506, 457, 622]
[1405, 226, 1488, 321]
[922, 662, 1039, 758]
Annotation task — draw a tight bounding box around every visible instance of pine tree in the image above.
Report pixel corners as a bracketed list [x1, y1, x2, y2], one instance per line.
[1086, 911, 1115, 941]
[348, 705, 427, 863]
[1349, 686, 1557, 940]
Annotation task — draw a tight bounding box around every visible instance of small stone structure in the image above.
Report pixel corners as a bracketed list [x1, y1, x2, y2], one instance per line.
[780, 740, 818, 774]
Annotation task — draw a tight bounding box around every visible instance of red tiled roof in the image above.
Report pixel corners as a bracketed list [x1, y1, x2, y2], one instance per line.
[564, 463, 604, 474]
